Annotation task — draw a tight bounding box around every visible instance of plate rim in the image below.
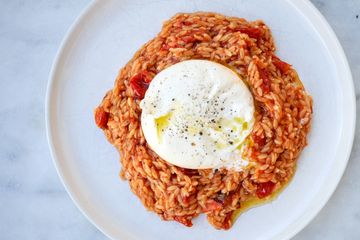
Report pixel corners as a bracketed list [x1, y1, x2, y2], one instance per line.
[45, 0, 356, 239]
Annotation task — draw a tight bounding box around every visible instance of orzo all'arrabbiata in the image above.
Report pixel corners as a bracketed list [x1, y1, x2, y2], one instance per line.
[94, 12, 313, 230]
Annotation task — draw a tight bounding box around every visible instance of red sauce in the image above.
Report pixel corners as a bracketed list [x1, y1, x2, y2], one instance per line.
[182, 35, 196, 44]
[182, 21, 192, 26]
[272, 55, 292, 73]
[94, 107, 109, 129]
[222, 211, 233, 230]
[234, 26, 262, 39]
[259, 68, 271, 94]
[174, 215, 193, 227]
[252, 134, 266, 148]
[180, 195, 190, 205]
[129, 70, 153, 99]
[256, 182, 276, 199]
[161, 43, 171, 51]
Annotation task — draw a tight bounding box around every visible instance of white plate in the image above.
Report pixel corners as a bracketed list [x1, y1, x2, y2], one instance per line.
[46, 0, 356, 239]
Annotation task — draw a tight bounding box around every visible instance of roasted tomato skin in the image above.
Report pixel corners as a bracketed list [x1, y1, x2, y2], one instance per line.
[222, 211, 233, 230]
[95, 107, 109, 129]
[272, 55, 291, 73]
[234, 26, 262, 39]
[256, 181, 276, 199]
[174, 215, 193, 227]
[129, 70, 153, 99]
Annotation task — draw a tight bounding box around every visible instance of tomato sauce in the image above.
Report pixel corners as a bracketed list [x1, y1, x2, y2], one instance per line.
[258, 68, 271, 94]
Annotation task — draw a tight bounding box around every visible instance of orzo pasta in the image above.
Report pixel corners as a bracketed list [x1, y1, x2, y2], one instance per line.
[94, 12, 312, 230]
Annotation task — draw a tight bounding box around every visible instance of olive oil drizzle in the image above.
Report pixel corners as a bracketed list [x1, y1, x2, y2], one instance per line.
[232, 176, 293, 222]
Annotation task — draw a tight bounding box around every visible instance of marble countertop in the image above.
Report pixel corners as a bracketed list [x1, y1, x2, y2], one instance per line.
[0, 0, 359, 239]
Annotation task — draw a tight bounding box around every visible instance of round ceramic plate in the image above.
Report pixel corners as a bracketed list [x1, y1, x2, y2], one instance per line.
[46, 0, 356, 239]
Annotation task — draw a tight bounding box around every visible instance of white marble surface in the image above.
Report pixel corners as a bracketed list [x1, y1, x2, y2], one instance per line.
[0, 0, 358, 239]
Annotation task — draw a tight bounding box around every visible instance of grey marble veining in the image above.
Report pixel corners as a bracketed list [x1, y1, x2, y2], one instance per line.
[0, 0, 359, 239]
